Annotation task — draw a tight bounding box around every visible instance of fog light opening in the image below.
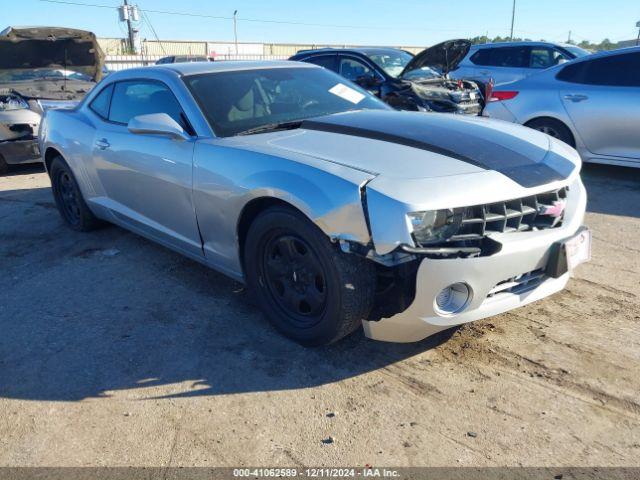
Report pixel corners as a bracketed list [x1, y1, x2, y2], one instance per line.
[435, 283, 472, 315]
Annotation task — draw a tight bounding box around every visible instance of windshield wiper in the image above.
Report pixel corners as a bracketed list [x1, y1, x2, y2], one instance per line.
[236, 120, 303, 136]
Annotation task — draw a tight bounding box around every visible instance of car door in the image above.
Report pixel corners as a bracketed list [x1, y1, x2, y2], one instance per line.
[558, 51, 640, 160]
[90, 79, 203, 257]
[337, 55, 383, 97]
[472, 46, 529, 85]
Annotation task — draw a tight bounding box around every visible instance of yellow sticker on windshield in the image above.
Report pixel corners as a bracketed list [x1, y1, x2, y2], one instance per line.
[329, 83, 365, 104]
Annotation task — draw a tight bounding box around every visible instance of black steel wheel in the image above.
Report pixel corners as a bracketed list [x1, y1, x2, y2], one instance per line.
[244, 205, 376, 346]
[261, 234, 328, 327]
[50, 156, 101, 231]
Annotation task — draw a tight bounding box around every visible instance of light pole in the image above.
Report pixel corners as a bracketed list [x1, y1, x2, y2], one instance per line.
[233, 10, 238, 55]
[510, 0, 516, 40]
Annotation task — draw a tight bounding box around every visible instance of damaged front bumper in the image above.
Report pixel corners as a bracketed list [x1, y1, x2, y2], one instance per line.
[0, 137, 40, 164]
[362, 177, 588, 343]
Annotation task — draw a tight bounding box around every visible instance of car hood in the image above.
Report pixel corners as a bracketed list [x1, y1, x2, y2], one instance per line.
[401, 39, 471, 77]
[231, 110, 577, 188]
[0, 27, 104, 83]
[0, 80, 95, 101]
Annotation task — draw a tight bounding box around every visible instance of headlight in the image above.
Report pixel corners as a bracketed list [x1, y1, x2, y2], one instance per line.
[0, 94, 29, 111]
[408, 208, 463, 245]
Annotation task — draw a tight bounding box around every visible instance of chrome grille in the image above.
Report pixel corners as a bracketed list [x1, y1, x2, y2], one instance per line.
[450, 187, 568, 242]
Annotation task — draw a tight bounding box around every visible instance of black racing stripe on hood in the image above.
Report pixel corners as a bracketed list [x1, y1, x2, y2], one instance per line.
[301, 111, 575, 188]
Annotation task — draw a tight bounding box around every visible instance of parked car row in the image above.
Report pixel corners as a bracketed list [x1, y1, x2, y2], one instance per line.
[290, 40, 484, 115]
[484, 46, 640, 168]
[451, 41, 590, 86]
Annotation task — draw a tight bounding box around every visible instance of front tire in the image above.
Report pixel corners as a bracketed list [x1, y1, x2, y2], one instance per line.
[50, 156, 101, 231]
[0, 155, 8, 176]
[244, 206, 376, 346]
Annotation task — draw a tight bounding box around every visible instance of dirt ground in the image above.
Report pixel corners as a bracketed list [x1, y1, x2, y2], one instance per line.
[0, 163, 638, 467]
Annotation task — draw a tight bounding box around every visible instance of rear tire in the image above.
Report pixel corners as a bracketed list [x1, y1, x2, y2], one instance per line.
[244, 206, 376, 346]
[0, 155, 7, 176]
[50, 156, 101, 232]
[526, 118, 575, 147]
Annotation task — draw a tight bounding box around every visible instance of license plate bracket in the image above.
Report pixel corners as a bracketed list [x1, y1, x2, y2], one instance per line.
[546, 227, 591, 278]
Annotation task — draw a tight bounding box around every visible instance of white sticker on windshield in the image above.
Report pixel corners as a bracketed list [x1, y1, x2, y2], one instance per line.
[329, 83, 365, 104]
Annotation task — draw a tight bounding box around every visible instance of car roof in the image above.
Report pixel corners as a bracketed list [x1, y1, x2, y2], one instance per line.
[563, 45, 640, 62]
[472, 41, 574, 49]
[123, 60, 318, 77]
[293, 47, 405, 57]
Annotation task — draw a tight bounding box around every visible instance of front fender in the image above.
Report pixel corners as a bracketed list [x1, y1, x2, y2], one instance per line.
[193, 141, 373, 279]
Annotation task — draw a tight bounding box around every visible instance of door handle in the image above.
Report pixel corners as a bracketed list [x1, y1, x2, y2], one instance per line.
[563, 94, 588, 102]
[95, 138, 111, 150]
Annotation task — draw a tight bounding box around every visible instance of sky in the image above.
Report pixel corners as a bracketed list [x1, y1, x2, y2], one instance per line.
[3, 0, 639, 46]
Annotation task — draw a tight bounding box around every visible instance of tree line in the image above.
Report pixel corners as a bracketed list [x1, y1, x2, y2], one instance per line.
[468, 36, 620, 51]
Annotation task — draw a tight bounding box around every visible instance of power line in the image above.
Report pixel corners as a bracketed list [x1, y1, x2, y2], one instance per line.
[139, 7, 166, 55]
[37, 0, 511, 34]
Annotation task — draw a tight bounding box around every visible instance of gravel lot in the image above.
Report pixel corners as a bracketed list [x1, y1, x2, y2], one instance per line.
[0, 163, 639, 467]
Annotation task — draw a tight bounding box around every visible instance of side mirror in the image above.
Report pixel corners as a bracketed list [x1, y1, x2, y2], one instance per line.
[356, 74, 381, 88]
[128, 113, 190, 141]
[557, 58, 569, 65]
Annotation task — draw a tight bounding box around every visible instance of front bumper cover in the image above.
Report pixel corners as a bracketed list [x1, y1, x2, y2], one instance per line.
[362, 176, 587, 343]
[0, 137, 41, 164]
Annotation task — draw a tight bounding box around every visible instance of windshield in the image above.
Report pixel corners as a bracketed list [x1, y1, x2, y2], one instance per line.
[0, 68, 93, 83]
[184, 67, 389, 137]
[401, 66, 442, 80]
[563, 46, 591, 58]
[365, 50, 413, 77]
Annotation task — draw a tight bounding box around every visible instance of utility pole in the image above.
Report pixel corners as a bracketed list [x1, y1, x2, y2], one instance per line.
[123, 0, 135, 53]
[233, 10, 239, 55]
[636, 21, 640, 46]
[509, 0, 516, 40]
[567, 30, 572, 44]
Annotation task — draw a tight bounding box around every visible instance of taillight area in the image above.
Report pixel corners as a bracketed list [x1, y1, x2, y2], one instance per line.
[488, 90, 519, 102]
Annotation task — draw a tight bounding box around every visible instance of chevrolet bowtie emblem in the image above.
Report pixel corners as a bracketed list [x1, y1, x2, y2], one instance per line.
[539, 200, 566, 218]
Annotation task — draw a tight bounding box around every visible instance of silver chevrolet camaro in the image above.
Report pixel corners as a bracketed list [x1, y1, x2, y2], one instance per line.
[40, 61, 590, 345]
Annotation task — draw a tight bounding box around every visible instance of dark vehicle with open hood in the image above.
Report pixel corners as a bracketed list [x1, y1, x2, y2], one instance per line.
[0, 26, 104, 174]
[289, 39, 483, 115]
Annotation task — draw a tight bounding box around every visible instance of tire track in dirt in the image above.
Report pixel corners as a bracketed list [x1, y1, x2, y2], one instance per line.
[436, 322, 640, 420]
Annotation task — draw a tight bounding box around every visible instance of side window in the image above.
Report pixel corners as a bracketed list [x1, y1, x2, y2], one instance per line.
[556, 61, 588, 83]
[89, 83, 114, 119]
[470, 49, 491, 66]
[530, 48, 569, 68]
[305, 55, 337, 71]
[338, 56, 373, 81]
[109, 80, 185, 126]
[583, 53, 640, 87]
[488, 47, 529, 68]
[557, 53, 640, 87]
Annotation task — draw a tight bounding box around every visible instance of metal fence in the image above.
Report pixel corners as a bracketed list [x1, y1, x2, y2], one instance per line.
[105, 54, 290, 71]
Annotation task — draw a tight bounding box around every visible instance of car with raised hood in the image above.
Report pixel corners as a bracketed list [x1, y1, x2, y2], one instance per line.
[40, 61, 590, 345]
[0, 26, 104, 174]
[483, 47, 640, 168]
[290, 40, 484, 115]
